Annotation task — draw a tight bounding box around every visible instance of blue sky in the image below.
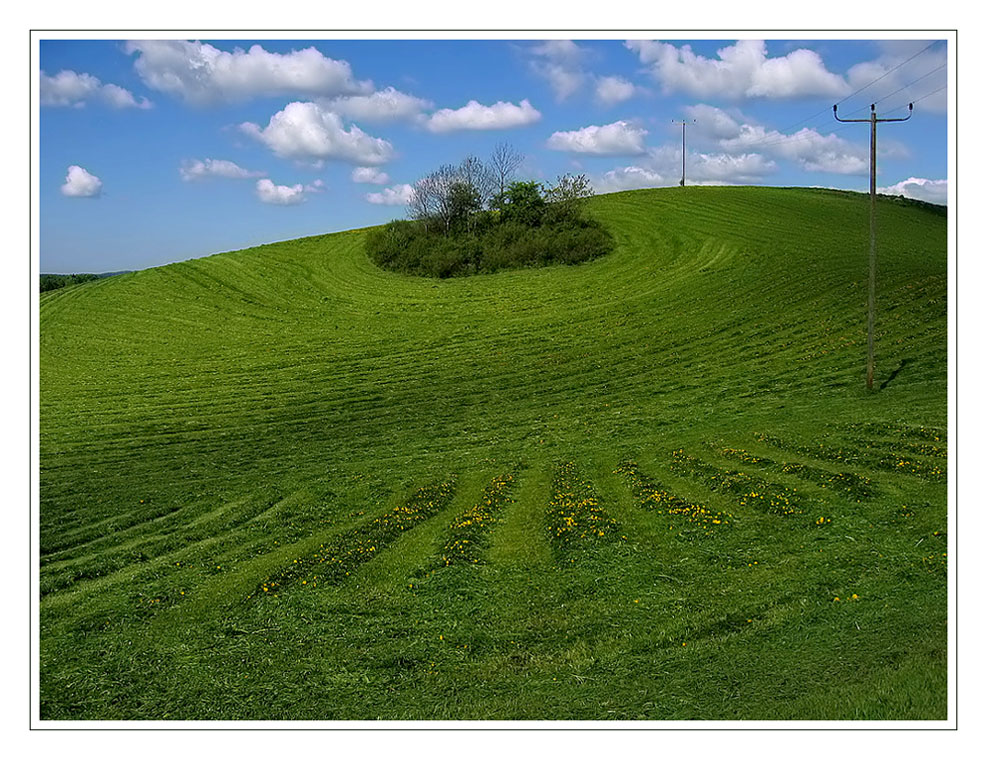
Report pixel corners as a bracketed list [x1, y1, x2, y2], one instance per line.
[38, 37, 949, 273]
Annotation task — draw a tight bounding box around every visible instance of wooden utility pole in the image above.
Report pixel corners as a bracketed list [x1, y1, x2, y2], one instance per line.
[833, 102, 913, 390]
[671, 119, 695, 186]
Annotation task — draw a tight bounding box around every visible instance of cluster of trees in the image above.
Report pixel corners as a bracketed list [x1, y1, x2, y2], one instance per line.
[366, 143, 613, 278]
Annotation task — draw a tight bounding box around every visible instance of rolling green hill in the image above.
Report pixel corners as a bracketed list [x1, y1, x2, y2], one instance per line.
[39, 186, 948, 720]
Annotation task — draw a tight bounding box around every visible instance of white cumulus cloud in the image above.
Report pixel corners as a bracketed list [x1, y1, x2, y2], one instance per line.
[878, 177, 947, 205]
[847, 41, 947, 114]
[352, 167, 390, 184]
[689, 104, 868, 175]
[528, 41, 643, 107]
[324, 86, 432, 123]
[179, 158, 265, 181]
[124, 40, 371, 105]
[60, 165, 102, 197]
[721, 123, 868, 174]
[41, 70, 151, 109]
[625, 39, 849, 99]
[597, 165, 669, 193]
[547, 121, 648, 156]
[240, 102, 394, 166]
[530, 40, 585, 66]
[594, 76, 638, 106]
[596, 144, 775, 193]
[255, 178, 309, 205]
[528, 40, 589, 101]
[365, 183, 414, 205]
[425, 99, 541, 133]
[688, 151, 776, 183]
[683, 103, 747, 140]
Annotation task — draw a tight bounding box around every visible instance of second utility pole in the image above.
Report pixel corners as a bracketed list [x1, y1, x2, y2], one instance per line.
[833, 102, 913, 390]
[671, 119, 695, 186]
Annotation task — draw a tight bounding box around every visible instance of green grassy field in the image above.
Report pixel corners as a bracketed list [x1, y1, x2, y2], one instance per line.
[39, 186, 948, 720]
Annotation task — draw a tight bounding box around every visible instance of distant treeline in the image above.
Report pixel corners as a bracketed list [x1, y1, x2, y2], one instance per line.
[40, 271, 129, 293]
[803, 187, 947, 217]
[883, 194, 947, 216]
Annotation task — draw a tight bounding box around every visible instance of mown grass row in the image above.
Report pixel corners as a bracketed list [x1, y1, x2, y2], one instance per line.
[439, 473, 516, 567]
[614, 460, 732, 532]
[755, 432, 945, 481]
[716, 446, 876, 501]
[838, 421, 946, 444]
[254, 480, 456, 597]
[668, 448, 806, 518]
[545, 462, 620, 556]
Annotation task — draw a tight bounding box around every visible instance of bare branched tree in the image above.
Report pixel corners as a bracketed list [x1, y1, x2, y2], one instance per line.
[458, 155, 496, 209]
[408, 177, 435, 231]
[409, 159, 495, 234]
[489, 142, 524, 198]
[409, 164, 483, 234]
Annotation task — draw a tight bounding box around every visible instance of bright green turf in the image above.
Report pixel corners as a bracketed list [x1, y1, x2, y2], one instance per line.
[39, 186, 948, 720]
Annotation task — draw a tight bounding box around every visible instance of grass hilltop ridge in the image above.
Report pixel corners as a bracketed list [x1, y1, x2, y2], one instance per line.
[39, 186, 948, 720]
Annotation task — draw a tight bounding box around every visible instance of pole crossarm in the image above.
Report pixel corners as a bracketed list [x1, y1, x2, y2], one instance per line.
[833, 102, 914, 123]
[831, 102, 913, 391]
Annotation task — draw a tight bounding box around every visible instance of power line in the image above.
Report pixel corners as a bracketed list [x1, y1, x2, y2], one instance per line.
[872, 63, 946, 107]
[870, 85, 947, 122]
[834, 40, 941, 106]
[762, 44, 938, 142]
[739, 40, 944, 152]
[888, 83, 947, 112]
[734, 121, 857, 151]
[735, 74, 945, 153]
[837, 61, 946, 119]
[748, 106, 838, 147]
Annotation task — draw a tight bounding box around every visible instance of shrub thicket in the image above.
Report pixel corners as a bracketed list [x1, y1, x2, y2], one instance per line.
[365, 149, 614, 278]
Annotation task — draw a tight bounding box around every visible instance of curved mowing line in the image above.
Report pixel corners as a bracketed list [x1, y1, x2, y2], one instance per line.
[38, 488, 309, 591]
[40, 500, 189, 556]
[43, 295, 882, 444]
[40, 492, 267, 564]
[841, 437, 947, 460]
[39, 492, 322, 599]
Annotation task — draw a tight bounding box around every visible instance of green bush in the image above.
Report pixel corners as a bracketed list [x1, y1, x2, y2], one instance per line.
[366, 213, 614, 279]
[366, 217, 613, 278]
